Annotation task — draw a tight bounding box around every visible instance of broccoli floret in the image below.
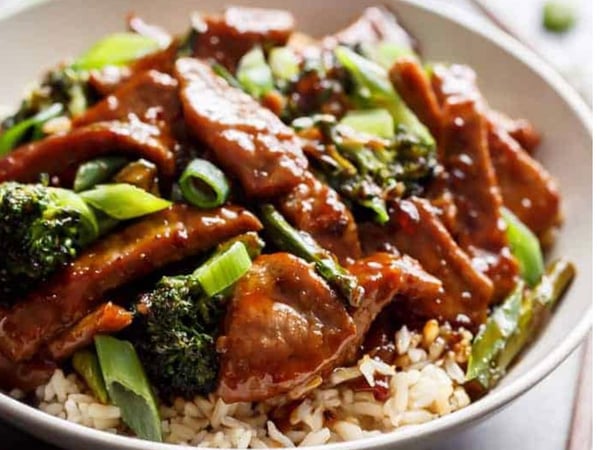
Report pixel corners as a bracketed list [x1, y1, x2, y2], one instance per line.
[0, 182, 98, 299]
[134, 275, 223, 398]
[132, 233, 261, 398]
[1, 68, 92, 132]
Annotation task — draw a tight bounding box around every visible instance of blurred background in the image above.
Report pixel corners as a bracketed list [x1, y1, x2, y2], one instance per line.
[0, 0, 592, 449]
[448, 0, 592, 103]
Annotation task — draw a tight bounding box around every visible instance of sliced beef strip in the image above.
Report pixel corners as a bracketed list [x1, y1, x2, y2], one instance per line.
[216, 251, 442, 403]
[278, 174, 361, 263]
[0, 119, 175, 184]
[438, 96, 519, 301]
[360, 197, 493, 328]
[74, 70, 181, 127]
[389, 55, 443, 140]
[340, 252, 443, 362]
[429, 64, 519, 300]
[432, 64, 560, 237]
[0, 205, 261, 362]
[386, 58, 467, 238]
[487, 124, 560, 236]
[0, 353, 56, 392]
[323, 6, 416, 51]
[45, 302, 133, 360]
[216, 253, 356, 403]
[176, 57, 308, 198]
[192, 6, 295, 72]
[88, 42, 180, 97]
[177, 58, 361, 262]
[487, 110, 541, 154]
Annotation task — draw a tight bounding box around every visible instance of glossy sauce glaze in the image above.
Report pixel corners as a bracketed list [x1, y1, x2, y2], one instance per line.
[0, 119, 175, 184]
[0, 205, 261, 362]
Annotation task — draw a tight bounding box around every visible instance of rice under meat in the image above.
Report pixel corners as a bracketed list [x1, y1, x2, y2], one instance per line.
[0, 3, 572, 448]
[21, 322, 471, 448]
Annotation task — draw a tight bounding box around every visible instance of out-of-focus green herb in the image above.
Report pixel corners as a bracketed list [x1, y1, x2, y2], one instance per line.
[73, 33, 162, 70]
[269, 47, 300, 81]
[502, 207, 544, 286]
[0, 103, 63, 155]
[74, 157, 130, 192]
[359, 41, 415, 70]
[236, 46, 274, 98]
[212, 63, 243, 89]
[340, 108, 395, 139]
[543, 1, 576, 33]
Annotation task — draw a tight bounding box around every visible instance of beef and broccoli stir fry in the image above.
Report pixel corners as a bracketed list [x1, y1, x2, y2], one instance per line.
[0, 5, 573, 444]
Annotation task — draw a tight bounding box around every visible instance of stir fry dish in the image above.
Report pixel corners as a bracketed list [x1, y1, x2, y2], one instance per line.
[0, 6, 573, 447]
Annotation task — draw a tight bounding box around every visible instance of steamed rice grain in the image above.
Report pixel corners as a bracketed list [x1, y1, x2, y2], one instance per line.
[19, 323, 472, 448]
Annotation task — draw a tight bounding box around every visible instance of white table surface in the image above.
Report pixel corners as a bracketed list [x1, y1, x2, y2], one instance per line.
[0, 1, 592, 449]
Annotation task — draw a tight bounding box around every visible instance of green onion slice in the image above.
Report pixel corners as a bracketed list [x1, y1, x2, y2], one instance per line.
[95, 335, 162, 442]
[73, 33, 162, 71]
[236, 46, 274, 98]
[502, 207, 544, 286]
[72, 349, 109, 404]
[360, 41, 415, 70]
[74, 157, 129, 192]
[178, 159, 230, 209]
[334, 46, 435, 148]
[340, 109, 395, 139]
[0, 103, 63, 155]
[79, 183, 171, 220]
[193, 241, 252, 297]
[212, 63, 243, 89]
[269, 47, 300, 81]
[49, 187, 99, 245]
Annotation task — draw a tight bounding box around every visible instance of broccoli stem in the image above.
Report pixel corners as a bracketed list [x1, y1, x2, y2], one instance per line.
[466, 259, 575, 397]
[260, 204, 364, 307]
[495, 259, 575, 373]
[465, 280, 525, 395]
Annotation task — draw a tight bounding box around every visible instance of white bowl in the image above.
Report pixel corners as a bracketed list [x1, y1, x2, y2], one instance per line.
[0, 0, 592, 449]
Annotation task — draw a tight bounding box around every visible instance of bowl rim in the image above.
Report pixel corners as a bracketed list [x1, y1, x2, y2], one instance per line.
[0, 0, 592, 449]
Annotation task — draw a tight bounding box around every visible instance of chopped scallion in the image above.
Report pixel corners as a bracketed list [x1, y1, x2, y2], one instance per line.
[178, 159, 230, 209]
[360, 41, 415, 70]
[72, 349, 108, 404]
[95, 335, 162, 442]
[0, 103, 63, 155]
[73, 33, 162, 71]
[236, 46, 274, 98]
[74, 156, 129, 192]
[193, 241, 252, 297]
[269, 47, 300, 81]
[502, 207, 544, 286]
[79, 183, 171, 220]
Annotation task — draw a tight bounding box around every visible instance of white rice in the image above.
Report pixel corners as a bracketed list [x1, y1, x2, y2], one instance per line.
[22, 321, 472, 448]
